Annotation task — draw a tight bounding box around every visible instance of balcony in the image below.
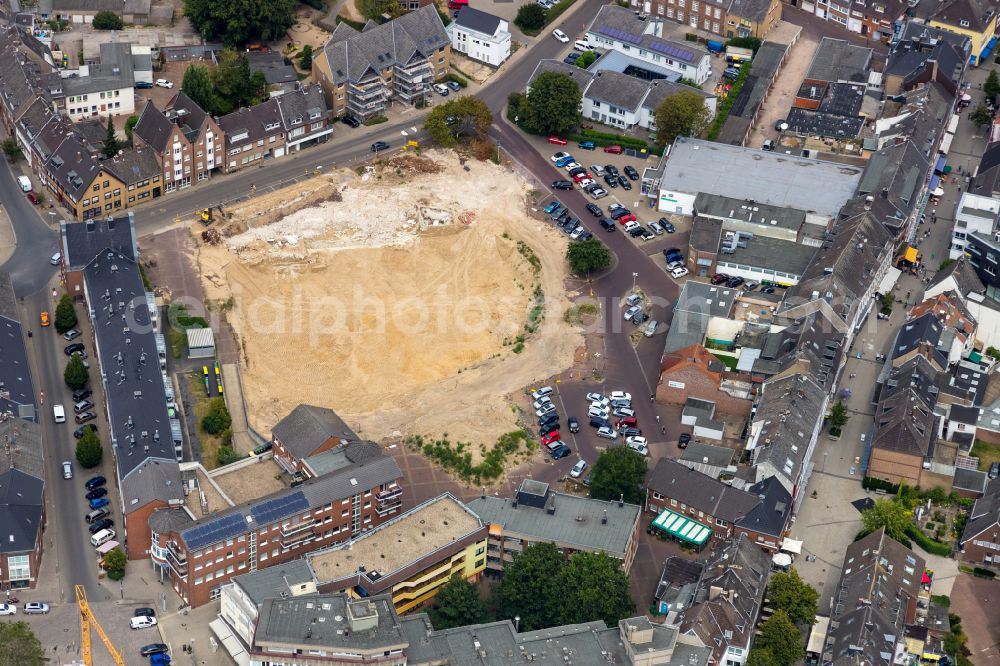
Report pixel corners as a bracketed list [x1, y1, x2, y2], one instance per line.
[280, 519, 316, 538]
[165, 542, 188, 576]
[350, 79, 387, 103]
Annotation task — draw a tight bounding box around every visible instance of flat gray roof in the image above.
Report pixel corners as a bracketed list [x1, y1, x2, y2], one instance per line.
[467, 492, 639, 558]
[694, 192, 806, 231]
[716, 235, 816, 278]
[659, 137, 863, 217]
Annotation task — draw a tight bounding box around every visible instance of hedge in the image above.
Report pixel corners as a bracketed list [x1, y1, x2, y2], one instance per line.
[862, 476, 900, 494]
[905, 524, 952, 556]
[973, 566, 997, 578]
[706, 62, 751, 140]
[545, 0, 578, 26]
[443, 72, 468, 88]
[335, 14, 365, 30]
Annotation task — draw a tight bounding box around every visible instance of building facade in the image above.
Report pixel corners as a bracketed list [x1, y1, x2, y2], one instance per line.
[446, 7, 511, 66]
[133, 93, 223, 191]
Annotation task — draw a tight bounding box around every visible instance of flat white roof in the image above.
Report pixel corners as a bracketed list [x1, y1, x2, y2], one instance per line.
[186, 327, 215, 349]
[659, 137, 863, 218]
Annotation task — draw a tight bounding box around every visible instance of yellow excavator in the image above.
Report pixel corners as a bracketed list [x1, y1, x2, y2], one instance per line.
[75, 585, 125, 665]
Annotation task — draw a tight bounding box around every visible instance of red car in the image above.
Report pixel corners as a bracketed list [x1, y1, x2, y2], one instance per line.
[572, 172, 592, 183]
[25, 191, 39, 205]
[541, 431, 561, 446]
[547, 136, 568, 145]
[603, 145, 623, 154]
[617, 416, 638, 428]
[618, 214, 637, 224]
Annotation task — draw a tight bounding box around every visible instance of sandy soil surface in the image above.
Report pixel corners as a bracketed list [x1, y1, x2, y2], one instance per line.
[0, 208, 15, 267]
[194, 152, 580, 456]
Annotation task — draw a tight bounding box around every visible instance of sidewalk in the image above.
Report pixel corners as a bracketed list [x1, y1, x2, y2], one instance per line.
[0, 207, 15, 266]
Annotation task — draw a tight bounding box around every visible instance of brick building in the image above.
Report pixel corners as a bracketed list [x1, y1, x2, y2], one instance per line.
[270, 404, 359, 477]
[0, 418, 44, 590]
[149, 441, 403, 607]
[959, 477, 1000, 566]
[132, 92, 223, 192]
[657, 343, 752, 419]
[218, 98, 286, 174]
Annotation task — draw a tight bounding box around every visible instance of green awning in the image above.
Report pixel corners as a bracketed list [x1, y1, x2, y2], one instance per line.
[969, 351, 983, 363]
[651, 509, 712, 545]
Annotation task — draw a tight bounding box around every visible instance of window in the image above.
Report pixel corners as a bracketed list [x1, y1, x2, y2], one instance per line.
[716, 518, 728, 527]
[7, 555, 30, 582]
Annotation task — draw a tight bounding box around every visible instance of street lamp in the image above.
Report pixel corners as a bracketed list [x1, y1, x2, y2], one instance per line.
[632, 272, 638, 292]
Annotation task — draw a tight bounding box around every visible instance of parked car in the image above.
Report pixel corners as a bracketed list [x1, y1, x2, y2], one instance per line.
[72, 386, 93, 403]
[551, 152, 572, 164]
[62, 328, 81, 341]
[623, 305, 641, 321]
[22, 602, 49, 615]
[543, 201, 562, 214]
[370, 141, 390, 152]
[433, 83, 449, 96]
[726, 276, 744, 288]
[567, 417, 580, 433]
[617, 175, 632, 190]
[533, 396, 553, 410]
[74, 399, 94, 414]
[572, 171, 592, 183]
[555, 155, 576, 168]
[604, 165, 619, 177]
[49, 252, 62, 266]
[711, 273, 730, 285]
[552, 28, 570, 42]
[570, 459, 588, 478]
[447, 80, 462, 91]
[760, 286, 776, 294]
[659, 218, 675, 233]
[88, 518, 114, 534]
[547, 134, 568, 144]
[89, 497, 109, 510]
[604, 145, 623, 154]
[623, 221, 640, 233]
[341, 115, 361, 128]
[541, 430, 561, 446]
[722, 67, 740, 80]
[85, 487, 108, 501]
[585, 203, 602, 217]
[743, 280, 759, 291]
[62, 460, 72, 479]
[613, 406, 635, 418]
[64, 342, 85, 356]
[991, 462, 999, 479]
[644, 320, 659, 337]
[596, 426, 617, 440]
[678, 433, 691, 448]
[603, 173, 618, 188]
[623, 165, 639, 180]
[578, 141, 596, 150]
[130, 616, 157, 630]
[670, 266, 689, 278]
[85, 475, 106, 490]
[631, 310, 648, 324]
[618, 213, 636, 224]
[600, 218, 616, 231]
[75, 412, 97, 424]
[552, 180, 573, 190]
[640, 227, 655, 241]
[0, 603, 15, 616]
[562, 161, 581, 171]
[590, 187, 608, 199]
[609, 207, 631, 220]
[155, 78, 173, 88]
[134, 607, 157, 618]
[610, 391, 631, 402]
[551, 444, 572, 459]
[535, 403, 556, 417]
[590, 164, 606, 176]
[532, 386, 553, 399]
[621, 427, 642, 438]
[649, 220, 664, 235]
[589, 416, 610, 428]
[577, 178, 595, 188]
[26, 191, 39, 205]
[610, 398, 631, 409]
[628, 226, 645, 238]
[140, 644, 170, 657]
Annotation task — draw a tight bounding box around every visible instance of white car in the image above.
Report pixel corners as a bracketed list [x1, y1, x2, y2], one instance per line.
[155, 78, 173, 89]
[589, 396, 610, 407]
[0, 603, 16, 616]
[62, 460, 72, 479]
[50, 252, 62, 265]
[625, 293, 642, 307]
[670, 266, 689, 278]
[644, 320, 659, 337]
[535, 403, 556, 417]
[610, 391, 631, 402]
[626, 436, 647, 448]
[591, 164, 605, 176]
[130, 616, 157, 630]
[588, 406, 610, 419]
[623, 221, 640, 233]
[628, 441, 649, 456]
[570, 226, 585, 239]
[553, 28, 570, 43]
[551, 152, 570, 163]
[590, 187, 608, 199]
[586, 392, 605, 403]
[533, 396, 552, 410]
[623, 305, 641, 321]
[532, 386, 553, 399]
[596, 426, 617, 440]
[562, 161, 581, 171]
[577, 178, 595, 188]
[570, 459, 588, 478]
[574, 39, 592, 51]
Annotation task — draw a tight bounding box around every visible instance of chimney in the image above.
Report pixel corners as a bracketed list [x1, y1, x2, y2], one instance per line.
[602, 510, 608, 525]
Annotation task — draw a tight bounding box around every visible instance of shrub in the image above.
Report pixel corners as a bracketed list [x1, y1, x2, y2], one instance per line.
[64, 354, 89, 390]
[514, 3, 546, 32]
[974, 567, 997, 578]
[443, 72, 468, 88]
[55, 294, 78, 334]
[931, 594, 951, 608]
[217, 446, 245, 466]
[92, 10, 124, 30]
[75, 429, 103, 468]
[706, 62, 751, 140]
[905, 524, 952, 556]
[544, 0, 578, 25]
[862, 476, 900, 494]
[684, 32, 698, 41]
[363, 115, 388, 126]
[202, 397, 232, 435]
[103, 547, 127, 580]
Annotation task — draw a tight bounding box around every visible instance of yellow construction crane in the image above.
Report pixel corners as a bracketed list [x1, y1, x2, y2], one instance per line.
[75, 584, 126, 666]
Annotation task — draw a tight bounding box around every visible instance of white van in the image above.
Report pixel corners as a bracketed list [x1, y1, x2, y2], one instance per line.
[17, 176, 32, 192]
[53, 404, 66, 423]
[574, 39, 592, 52]
[90, 528, 115, 548]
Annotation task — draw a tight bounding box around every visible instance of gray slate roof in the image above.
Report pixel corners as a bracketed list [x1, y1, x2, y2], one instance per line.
[646, 458, 759, 524]
[734, 476, 791, 538]
[61, 215, 138, 271]
[587, 5, 705, 67]
[664, 280, 739, 353]
[320, 5, 449, 86]
[452, 6, 503, 35]
[854, 140, 929, 229]
[133, 100, 175, 154]
[61, 42, 135, 97]
[926, 256, 985, 298]
[231, 558, 317, 606]
[952, 467, 987, 494]
[467, 484, 640, 558]
[641, 78, 714, 112]
[961, 477, 1000, 544]
[275, 84, 330, 132]
[727, 0, 775, 22]
[750, 373, 827, 491]
[46, 133, 104, 202]
[892, 312, 944, 361]
[0, 26, 54, 123]
[526, 59, 594, 93]
[0, 272, 36, 420]
[271, 404, 358, 460]
[873, 387, 936, 458]
[806, 37, 873, 83]
[931, 0, 997, 33]
[584, 70, 649, 111]
[102, 146, 161, 185]
[218, 98, 283, 149]
[0, 469, 43, 553]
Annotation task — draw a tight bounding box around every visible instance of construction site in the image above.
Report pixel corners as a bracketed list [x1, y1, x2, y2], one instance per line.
[194, 152, 581, 460]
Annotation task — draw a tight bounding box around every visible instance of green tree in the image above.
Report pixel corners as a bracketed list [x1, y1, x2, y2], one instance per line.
[202, 397, 232, 434]
[514, 3, 546, 32]
[182, 64, 218, 115]
[210, 49, 257, 115]
[653, 90, 711, 147]
[429, 573, 489, 629]
[726, 36, 761, 52]
[986, 70, 1000, 102]
[558, 551, 635, 627]
[524, 71, 581, 135]
[424, 96, 493, 147]
[566, 237, 611, 275]
[828, 400, 848, 435]
[184, 0, 297, 45]
[589, 445, 647, 505]
[54, 294, 78, 334]
[101, 116, 122, 159]
[756, 610, 803, 666]
[357, 0, 401, 19]
[103, 546, 127, 581]
[0, 621, 46, 666]
[92, 10, 124, 29]
[124, 115, 139, 145]
[970, 104, 993, 129]
[298, 44, 313, 71]
[1, 138, 22, 162]
[75, 428, 103, 468]
[861, 498, 912, 544]
[64, 354, 89, 390]
[507, 91, 527, 123]
[766, 568, 819, 625]
[497, 542, 566, 631]
[575, 50, 597, 68]
[745, 648, 780, 666]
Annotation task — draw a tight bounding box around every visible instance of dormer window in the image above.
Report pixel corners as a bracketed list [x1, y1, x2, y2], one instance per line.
[309, 111, 321, 120]
[230, 130, 249, 142]
[264, 121, 280, 131]
[291, 115, 303, 125]
[960, 19, 970, 27]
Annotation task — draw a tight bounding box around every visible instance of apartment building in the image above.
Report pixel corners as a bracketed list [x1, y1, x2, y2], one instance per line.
[0, 270, 38, 420]
[101, 145, 163, 205]
[313, 6, 451, 121]
[275, 84, 333, 153]
[57, 43, 136, 121]
[270, 404, 359, 476]
[927, 0, 999, 66]
[148, 441, 403, 607]
[446, 7, 511, 66]
[467, 479, 642, 573]
[959, 478, 1000, 566]
[0, 389, 44, 589]
[132, 92, 222, 191]
[44, 134, 127, 220]
[218, 98, 286, 174]
[792, 0, 905, 43]
[307, 493, 488, 614]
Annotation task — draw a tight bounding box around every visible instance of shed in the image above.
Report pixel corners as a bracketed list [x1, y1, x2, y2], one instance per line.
[186, 327, 216, 359]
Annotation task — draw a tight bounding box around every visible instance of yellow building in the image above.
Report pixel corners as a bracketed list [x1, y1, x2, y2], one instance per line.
[928, 0, 999, 66]
[308, 494, 487, 615]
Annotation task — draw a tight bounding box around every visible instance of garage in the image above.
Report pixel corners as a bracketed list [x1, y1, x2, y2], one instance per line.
[186, 327, 216, 359]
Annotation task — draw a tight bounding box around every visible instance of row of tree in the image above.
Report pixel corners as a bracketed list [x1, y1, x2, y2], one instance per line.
[182, 50, 269, 117]
[429, 543, 635, 632]
[183, 0, 297, 46]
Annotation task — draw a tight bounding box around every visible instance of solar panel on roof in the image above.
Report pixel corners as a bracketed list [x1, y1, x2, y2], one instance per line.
[183, 512, 247, 550]
[251, 490, 308, 525]
[650, 40, 694, 62]
[598, 24, 642, 45]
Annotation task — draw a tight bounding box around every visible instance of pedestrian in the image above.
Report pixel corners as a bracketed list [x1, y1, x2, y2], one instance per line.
[656, 415, 661, 423]
[661, 425, 666, 435]
[650, 393, 655, 402]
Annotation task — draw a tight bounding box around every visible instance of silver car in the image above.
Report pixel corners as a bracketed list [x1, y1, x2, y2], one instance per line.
[596, 426, 617, 440]
[623, 305, 641, 321]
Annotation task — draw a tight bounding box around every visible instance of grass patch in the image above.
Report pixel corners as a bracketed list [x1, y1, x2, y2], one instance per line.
[931, 594, 951, 608]
[364, 115, 388, 126]
[971, 439, 1000, 471]
[167, 328, 186, 359]
[711, 353, 738, 370]
[186, 372, 225, 469]
[517, 240, 541, 273]
[564, 302, 599, 325]
[706, 62, 751, 141]
[405, 430, 533, 485]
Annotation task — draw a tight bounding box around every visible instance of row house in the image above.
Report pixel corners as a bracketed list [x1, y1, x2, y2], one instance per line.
[148, 441, 403, 608]
[56, 42, 136, 121]
[132, 92, 222, 192]
[959, 477, 1000, 566]
[627, 0, 780, 39]
[274, 84, 333, 153]
[218, 98, 286, 174]
[0, 27, 58, 166]
[313, 6, 452, 121]
[791, 0, 906, 43]
[44, 134, 126, 220]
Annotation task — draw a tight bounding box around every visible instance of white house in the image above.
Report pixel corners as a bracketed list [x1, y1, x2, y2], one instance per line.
[59, 43, 136, 121]
[951, 192, 1000, 260]
[584, 5, 711, 84]
[447, 7, 511, 67]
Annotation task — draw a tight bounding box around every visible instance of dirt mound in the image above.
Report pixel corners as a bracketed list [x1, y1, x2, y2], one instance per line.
[195, 152, 581, 454]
